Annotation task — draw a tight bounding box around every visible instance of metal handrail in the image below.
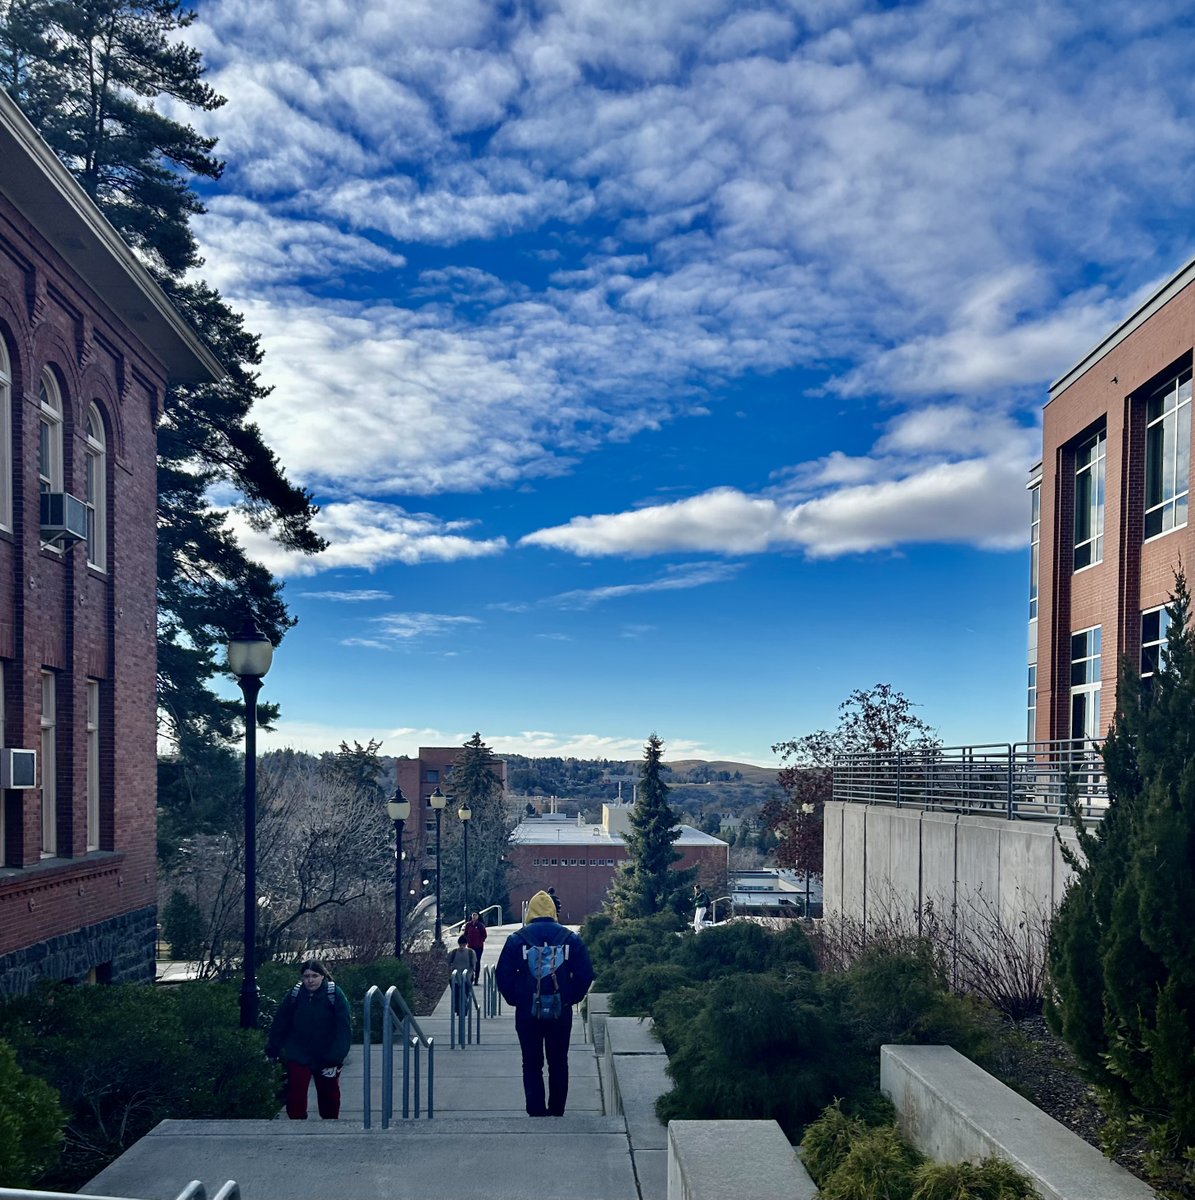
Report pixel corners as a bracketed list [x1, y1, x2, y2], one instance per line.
[363, 984, 434, 1128]
[449, 968, 481, 1047]
[0, 1184, 239, 1200]
[832, 739, 1108, 822]
[709, 894, 733, 923]
[443, 903, 503, 942]
[482, 963, 502, 1017]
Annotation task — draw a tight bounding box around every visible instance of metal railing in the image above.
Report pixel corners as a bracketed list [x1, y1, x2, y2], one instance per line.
[0, 1184, 239, 1200]
[363, 984, 434, 1128]
[832, 739, 1108, 822]
[481, 963, 502, 1017]
[449, 969, 481, 1047]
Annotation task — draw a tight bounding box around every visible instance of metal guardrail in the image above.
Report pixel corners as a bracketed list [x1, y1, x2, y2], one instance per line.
[363, 984, 434, 1128]
[482, 963, 502, 1018]
[832, 739, 1108, 822]
[443, 903, 503, 943]
[0, 1183, 239, 1200]
[449, 969, 481, 1047]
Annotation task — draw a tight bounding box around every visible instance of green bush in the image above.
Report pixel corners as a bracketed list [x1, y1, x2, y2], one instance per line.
[911, 1157, 1039, 1200]
[0, 981, 277, 1189]
[0, 1039, 64, 1186]
[161, 889, 206, 960]
[610, 963, 690, 1015]
[819, 1124, 923, 1200]
[676, 919, 816, 979]
[802, 1100, 867, 1186]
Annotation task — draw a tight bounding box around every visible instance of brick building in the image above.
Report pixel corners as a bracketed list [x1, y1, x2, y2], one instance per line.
[1031, 254, 1195, 744]
[0, 92, 221, 992]
[506, 804, 729, 923]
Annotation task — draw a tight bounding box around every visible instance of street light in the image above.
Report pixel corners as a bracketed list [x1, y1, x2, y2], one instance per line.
[227, 614, 273, 1030]
[430, 786, 447, 945]
[800, 802, 814, 917]
[458, 800, 472, 919]
[387, 785, 411, 959]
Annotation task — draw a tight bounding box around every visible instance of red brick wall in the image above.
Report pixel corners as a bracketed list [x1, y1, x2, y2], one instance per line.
[1038, 281, 1195, 740]
[0, 187, 165, 980]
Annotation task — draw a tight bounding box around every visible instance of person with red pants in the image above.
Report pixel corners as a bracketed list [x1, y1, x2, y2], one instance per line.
[463, 911, 488, 984]
[266, 959, 352, 1120]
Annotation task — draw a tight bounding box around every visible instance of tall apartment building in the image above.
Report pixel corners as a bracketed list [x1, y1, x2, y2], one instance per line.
[0, 92, 221, 992]
[1031, 256, 1195, 744]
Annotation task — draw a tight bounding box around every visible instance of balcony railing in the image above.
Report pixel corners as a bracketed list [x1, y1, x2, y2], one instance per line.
[832, 739, 1107, 822]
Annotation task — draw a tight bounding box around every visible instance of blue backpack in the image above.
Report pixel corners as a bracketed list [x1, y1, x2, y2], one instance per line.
[521, 933, 569, 1019]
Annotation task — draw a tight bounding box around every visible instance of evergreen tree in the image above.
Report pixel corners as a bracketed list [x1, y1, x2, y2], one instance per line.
[439, 733, 510, 921]
[0, 1, 324, 760]
[609, 734, 695, 918]
[1048, 570, 1195, 1170]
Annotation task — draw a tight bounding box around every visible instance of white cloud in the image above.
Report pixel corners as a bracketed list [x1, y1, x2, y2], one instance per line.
[547, 562, 745, 608]
[299, 589, 392, 602]
[370, 612, 481, 642]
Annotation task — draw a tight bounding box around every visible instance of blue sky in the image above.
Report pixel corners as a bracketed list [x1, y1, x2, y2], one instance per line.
[181, 0, 1195, 766]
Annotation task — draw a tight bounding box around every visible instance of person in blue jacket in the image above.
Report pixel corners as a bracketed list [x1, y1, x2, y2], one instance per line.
[496, 889, 594, 1117]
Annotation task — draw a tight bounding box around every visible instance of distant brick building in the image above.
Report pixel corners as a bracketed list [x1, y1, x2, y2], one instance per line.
[0, 92, 221, 992]
[506, 804, 729, 923]
[1030, 255, 1195, 745]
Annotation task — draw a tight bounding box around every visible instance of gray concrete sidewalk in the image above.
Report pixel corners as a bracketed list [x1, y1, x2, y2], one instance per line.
[87, 925, 641, 1200]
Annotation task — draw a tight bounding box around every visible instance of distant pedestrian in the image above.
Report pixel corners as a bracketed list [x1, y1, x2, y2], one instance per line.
[497, 890, 594, 1117]
[446, 934, 477, 983]
[693, 885, 711, 933]
[547, 886, 562, 918]
[463, 911, 488, 984]
[266, 960, 352, 1121]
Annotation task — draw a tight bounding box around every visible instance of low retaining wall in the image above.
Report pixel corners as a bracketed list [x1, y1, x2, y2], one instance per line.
[881, 1045, 1155, 1200]
[668, 1120, 815, 1200]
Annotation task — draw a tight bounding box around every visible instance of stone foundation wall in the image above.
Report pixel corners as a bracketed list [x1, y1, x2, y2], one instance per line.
[0, 904, 156, 995]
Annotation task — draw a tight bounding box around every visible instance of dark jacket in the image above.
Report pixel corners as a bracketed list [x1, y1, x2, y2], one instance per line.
[266, 982, 352, 1069]
[495, 917, 594, 1014]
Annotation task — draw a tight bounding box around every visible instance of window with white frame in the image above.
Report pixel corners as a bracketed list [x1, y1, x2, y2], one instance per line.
[87, 679, 100, 850]
[85, 406, 106, 569]
[40, 671, 56, 857]
[1144, 370, 1191, 540]
[0, 338, 11, 531]
[1070, 627, 1102, 744]
[38, 371, 63, 493]
[1074, 429, 1106, 571]
[1141, 606, 1172, 694]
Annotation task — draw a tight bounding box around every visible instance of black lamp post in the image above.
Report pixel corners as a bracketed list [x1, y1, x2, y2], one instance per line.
[227, 614, 274, 1030]
[430, 786, 447, 945]
[387, 786, 411, 959]
[458, 800, 472, 919]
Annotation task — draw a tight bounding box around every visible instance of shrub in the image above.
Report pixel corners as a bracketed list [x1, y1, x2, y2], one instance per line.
[911, 1157, 1040, 1200]
[819, 1124, 923, 1200]
[161, 890, 206, 961]
[610, 964, 689, 1015]
[0, 981, 277, 1189]
[0, 1039, 64, 1186]
[675, 918, 816, 980]
[802, 1100, 867, 1186]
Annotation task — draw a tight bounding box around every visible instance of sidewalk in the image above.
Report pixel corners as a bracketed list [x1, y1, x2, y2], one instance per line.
[87, 925, 646, 1200]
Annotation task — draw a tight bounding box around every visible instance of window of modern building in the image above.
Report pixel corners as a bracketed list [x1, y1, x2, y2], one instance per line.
[86, 680, 100, 851]
[40, 670, 56, 857]
[38, 370, 63, 493]
[1073, 429, 1106, 570]
[1070, 626, 1102, 744]
[1144, 370, 1191, 540]
[0, 338, 11, 531]
[1029, 483, 1040, 620]
[1141, 606, 1172, 693]
[425, 769, 439, 784]
[1027, 664, 1037, 743]
[85, 406, 107, 569]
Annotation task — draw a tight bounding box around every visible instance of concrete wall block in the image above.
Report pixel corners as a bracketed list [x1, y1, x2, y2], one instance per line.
[840, 804, 867, 922]
[822, 803, 845, 917]
[667, 1120, 815, 1200]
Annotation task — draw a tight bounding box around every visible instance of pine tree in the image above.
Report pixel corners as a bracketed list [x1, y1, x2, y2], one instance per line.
[0, 2, 324, 760]
[609, 734, 695, 918]
[1048, 569, 1195, 1167]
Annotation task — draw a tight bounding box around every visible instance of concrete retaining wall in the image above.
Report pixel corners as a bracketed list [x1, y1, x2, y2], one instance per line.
[822, 802, 1079, 936]
[668, 1120, 815, 1200]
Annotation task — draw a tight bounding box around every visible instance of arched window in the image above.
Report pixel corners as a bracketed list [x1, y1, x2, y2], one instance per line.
[0, 338, 10, 531]
[85, 405, 106, 569]
[38, 369, 63, 493]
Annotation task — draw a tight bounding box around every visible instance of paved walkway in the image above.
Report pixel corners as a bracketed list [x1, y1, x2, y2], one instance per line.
[87, 926, 650, 1200]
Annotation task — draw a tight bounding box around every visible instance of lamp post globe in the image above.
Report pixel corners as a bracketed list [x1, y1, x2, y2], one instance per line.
[458, 802, 472, 920]
[387, 786, 411, 959]
[430, 786, 447, 945]
[227, 614, 274, 1031]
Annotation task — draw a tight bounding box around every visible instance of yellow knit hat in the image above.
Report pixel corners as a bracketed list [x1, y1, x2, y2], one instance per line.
[525, 890, 558, 922]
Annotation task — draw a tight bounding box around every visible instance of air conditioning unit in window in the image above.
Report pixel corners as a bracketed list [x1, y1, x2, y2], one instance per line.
[40, 491, 88, 548]
[0, 748, 37, 789]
